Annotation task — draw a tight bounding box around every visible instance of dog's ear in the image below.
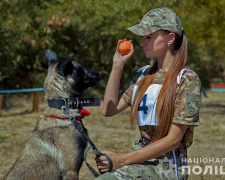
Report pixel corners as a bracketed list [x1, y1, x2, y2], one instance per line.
[45, 49, 58, 67]
[57, 57, 74, 76]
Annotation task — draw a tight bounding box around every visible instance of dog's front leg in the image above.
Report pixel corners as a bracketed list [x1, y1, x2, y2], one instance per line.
[56, 129, 85, 180]
[58, 150, 80, 180]
[60, 170, 79, 180]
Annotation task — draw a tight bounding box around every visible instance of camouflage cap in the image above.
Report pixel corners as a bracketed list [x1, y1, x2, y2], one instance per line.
[126, 7, 183, 36]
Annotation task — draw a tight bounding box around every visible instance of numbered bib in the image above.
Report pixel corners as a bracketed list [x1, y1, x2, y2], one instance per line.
[131, 67, 189, 126]
[131, 84, 162, 125]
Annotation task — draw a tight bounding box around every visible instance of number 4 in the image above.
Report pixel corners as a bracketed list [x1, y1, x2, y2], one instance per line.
[138, 94, 148, 114]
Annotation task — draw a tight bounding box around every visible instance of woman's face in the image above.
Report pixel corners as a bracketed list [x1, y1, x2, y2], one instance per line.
[140, 31, 169, 59]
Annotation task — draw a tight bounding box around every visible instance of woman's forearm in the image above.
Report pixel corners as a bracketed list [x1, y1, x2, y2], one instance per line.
[96, 124, 187, 172]
[121, 135, 177, 166]
[120, 124, 187, 166]
[102, 39, 134, 117]
[102, 64, 124, 116]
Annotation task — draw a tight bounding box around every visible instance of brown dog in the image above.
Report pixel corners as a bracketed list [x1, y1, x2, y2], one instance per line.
[4, 49, 101, 180]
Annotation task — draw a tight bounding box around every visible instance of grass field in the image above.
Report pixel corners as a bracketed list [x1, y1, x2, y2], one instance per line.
[0, 91, 225, 180]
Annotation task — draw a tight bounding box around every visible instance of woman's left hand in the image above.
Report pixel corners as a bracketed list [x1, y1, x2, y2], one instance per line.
[95, 151, 125, 172]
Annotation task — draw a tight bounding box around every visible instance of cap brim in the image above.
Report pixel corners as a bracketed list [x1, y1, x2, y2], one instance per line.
[126, 23, 160, 36]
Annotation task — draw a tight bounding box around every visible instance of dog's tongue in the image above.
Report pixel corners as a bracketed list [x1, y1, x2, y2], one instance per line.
[75, 109, 92, 120]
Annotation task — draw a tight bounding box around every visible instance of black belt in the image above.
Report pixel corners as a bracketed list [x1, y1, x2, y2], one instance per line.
[48, 97, 100, 109]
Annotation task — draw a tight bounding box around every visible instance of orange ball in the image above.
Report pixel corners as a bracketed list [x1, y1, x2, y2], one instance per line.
[119, 40, 132, 55]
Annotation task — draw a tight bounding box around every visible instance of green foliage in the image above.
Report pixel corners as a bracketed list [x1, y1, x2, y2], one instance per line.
[211, 78, 224, 84]
[0, 0, 225, 92]
[0, 134, 9, 143]
[0, 133, 17, 143]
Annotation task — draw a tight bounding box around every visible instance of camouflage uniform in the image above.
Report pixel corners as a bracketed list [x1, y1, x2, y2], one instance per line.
[95, 157, 188, 180]
[121, 67, 201, 151]
[95, 7, 202, 180]
[95, 67, 201, 180]
[126, 7, 183, 37]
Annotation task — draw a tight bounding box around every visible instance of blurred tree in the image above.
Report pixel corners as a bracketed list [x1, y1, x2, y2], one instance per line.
[0, 0, 224, 94]
[173, 0, 225, 87]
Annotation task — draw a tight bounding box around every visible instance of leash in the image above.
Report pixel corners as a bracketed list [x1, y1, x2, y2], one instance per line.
[60, 105, 113, 177]
[172, 150, 179, 180]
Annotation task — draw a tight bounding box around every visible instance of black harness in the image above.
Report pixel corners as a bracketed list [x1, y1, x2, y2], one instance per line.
[48, 97, 113, 177]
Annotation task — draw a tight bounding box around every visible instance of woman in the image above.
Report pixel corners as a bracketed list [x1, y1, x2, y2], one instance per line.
[95, 7, 201, 180]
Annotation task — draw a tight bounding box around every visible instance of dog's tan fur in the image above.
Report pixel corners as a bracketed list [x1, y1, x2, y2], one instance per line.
[4, 108, 83, 180]
[4, 59, 93, 180]
[44, 62, 80, 100]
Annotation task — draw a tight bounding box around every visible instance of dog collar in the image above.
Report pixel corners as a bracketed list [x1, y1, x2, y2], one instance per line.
[49, 109, 92, 120]
[48, 97, 100, 109]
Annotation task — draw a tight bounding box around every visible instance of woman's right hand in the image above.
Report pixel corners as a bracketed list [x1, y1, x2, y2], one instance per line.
[113, 39, 134, 68]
